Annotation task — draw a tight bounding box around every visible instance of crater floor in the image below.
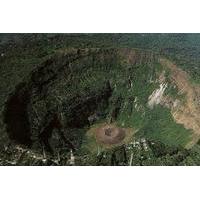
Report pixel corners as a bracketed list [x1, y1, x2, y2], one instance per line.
[86, 123, 136, 150]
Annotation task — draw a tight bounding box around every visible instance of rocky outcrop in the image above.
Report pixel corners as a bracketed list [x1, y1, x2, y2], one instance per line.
[148, 83, 168, 109]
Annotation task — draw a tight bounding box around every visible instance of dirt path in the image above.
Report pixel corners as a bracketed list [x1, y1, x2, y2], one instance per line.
[159, 58, 200, 148]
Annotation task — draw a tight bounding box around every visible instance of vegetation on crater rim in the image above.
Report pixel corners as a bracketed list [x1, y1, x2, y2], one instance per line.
[1, 34, 200, 165]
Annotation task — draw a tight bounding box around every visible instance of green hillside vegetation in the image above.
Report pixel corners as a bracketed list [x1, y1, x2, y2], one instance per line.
[0, 34, 200, 165]
[138, 106, 192, 147]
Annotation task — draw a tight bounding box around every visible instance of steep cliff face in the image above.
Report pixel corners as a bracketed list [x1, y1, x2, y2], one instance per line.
[158, 58, 200, 149]
[1, 47, 199, 165]
[2, 48, 156, 149]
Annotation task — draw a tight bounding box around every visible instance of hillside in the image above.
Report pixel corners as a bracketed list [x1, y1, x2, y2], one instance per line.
[1, 34, 200, 165]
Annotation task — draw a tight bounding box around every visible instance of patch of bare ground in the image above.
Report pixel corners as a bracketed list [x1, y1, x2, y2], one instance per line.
[159, 58, 200, 148]
[87, 123, 135, 149]
[95, 124, 125, 145]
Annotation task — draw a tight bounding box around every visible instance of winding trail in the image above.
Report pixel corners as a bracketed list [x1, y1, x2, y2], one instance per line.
[159, 58, 200, 148]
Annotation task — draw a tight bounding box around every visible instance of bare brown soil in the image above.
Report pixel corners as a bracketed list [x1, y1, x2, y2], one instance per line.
[95, 124, 126, 145]
[86, 123, 135, 150]
[159, 58, 200, 148]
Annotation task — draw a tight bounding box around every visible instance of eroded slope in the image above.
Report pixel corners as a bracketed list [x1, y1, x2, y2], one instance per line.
[1, 47, 199, 165]
[159, 58, 200, 148]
